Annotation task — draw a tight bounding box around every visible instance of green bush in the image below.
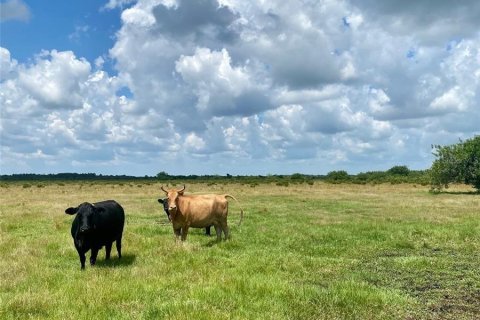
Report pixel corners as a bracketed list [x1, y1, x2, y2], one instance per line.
[388, 165, 410, 176]
[326, 170, 350, 183]
[430, 136, 480, 192]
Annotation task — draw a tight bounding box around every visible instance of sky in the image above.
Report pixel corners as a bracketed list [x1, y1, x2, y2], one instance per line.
[1, 0, 479, 176]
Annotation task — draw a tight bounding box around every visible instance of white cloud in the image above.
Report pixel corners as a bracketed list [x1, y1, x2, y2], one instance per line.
[367, 88, 391, 114]
[352, 0, 480, 45]
[121, 6, 156, 27]
[17, 50, 91, 109]
[275, 85, 344, 106]
[430, 86, 466, 112]
[42, 113, 79, 147]
[102, 0, 136, 10]
[175, 48, 249, 97]
[184, 132, 206, 152]
[175, 47, 271, 116]
[0, 47, 17, 80]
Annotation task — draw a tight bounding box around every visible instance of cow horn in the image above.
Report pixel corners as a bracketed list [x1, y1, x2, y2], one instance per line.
[178, 184, 185, 193]
[161, 186, 168, 194]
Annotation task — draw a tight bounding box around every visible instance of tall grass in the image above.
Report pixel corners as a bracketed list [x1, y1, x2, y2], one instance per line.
[0, 182, 479, 319]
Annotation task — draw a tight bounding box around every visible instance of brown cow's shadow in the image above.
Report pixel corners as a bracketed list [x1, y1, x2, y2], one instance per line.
[204, 240, 217, 247]
[95, 254, 136, 268]
[203, 238, 232, 247]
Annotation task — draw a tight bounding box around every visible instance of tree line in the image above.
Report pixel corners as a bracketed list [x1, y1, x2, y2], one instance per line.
[0, 168, 430, 185]
[1, 135, 478, 192]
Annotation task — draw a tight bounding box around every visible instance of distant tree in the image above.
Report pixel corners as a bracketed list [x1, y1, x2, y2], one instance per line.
[326, 170, 349, 182]
[156, 171, 169, 180]
[387, 165, 410, 176]
[290, 173, 305, 180]
[430, 136, 480, 192]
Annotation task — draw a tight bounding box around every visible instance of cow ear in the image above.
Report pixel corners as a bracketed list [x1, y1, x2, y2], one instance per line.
[65, 207, 78, 215]
[158, 199, 164, 204]
[178, 190, 184, 195]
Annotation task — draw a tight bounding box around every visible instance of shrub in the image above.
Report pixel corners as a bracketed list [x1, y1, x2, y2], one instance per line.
[430, 136, 480, 192]
[326, 170, 350, 183]
[387, 165, 410, 176]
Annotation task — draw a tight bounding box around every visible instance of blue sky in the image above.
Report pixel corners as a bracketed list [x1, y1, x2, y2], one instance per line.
[1, 1, 121, 72]
[1, 0, 479, 176]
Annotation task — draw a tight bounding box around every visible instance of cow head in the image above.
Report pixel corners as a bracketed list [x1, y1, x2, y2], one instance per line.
[160, 185, 185, 218]
[65, 202, 103, 234]
[157, 198, 171, 221]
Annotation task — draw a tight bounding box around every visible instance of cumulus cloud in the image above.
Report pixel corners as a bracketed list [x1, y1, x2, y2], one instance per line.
[17, 50, 91, 109]
[0, 47, 141, 173]
[0, 47, 17, 79]
[121, 6, 156, 27]
[184, 132, 206, 152]
[175, 47, 272, 116]
[152, 0, 239, 44]
[352, 0, 480, 44]
[1, 0, 480, 175]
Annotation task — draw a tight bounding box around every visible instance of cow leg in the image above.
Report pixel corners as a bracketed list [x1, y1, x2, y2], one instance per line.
[221, 221, 230, 240]
[90, 248, 99, 266]
[181, 226, 189, 241]
[77, 248, 86, 270]
[214, 224, 222, 242]
[116, 237, 122, 259]
[173, 228, 181, 241]
[105, 242, 112, 260]
[205, 226, 211, 236]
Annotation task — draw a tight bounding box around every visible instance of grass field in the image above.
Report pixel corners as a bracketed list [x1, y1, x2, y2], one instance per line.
[1, 182, 479, 319]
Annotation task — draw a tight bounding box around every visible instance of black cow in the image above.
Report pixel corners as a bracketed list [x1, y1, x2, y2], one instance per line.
[65, 200, 125, 269]
[158, 198, 170, 220]
[158, 198, 211, 236]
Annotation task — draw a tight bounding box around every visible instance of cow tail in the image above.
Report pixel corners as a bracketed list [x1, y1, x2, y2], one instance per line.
[225, 195, 244, 226]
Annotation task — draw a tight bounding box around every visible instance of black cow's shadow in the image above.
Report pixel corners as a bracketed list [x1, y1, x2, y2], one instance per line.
[95, 254, 136, 268]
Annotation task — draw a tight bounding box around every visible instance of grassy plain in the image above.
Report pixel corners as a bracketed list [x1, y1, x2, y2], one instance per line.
[0, 181, 479, 319]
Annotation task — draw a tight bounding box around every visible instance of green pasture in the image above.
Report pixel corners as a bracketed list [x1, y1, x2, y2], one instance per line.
[0, 182, 479, 319]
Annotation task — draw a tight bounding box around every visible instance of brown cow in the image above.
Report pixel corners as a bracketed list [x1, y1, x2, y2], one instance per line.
[160, 185, 243, 242]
